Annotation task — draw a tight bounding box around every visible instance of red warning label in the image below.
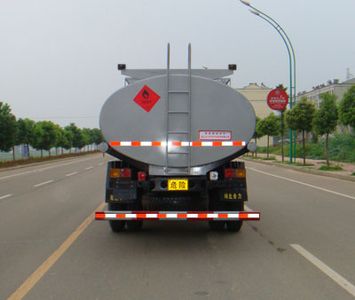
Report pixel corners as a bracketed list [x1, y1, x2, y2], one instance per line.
[133, 85, 160, 112]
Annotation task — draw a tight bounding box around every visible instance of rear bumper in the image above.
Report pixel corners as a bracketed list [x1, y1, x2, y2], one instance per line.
[95, 210, 260, 221]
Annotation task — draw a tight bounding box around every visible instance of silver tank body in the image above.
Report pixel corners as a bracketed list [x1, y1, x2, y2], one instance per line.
[100, 72, 256, 174]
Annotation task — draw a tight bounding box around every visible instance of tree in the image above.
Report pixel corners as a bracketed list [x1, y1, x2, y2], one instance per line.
[32, 121, 58, 157]
[256, 113, 279, 158]
[286, 97, 316, 165]
[338, 85, 355, 130]
[313, 92, 338, 166]
[16, 118, 35, 158]
[90, 128, 104, 149]
[54, 125, 65, 155]
[81, 128, 92, 151]
[61, 128, 74, 153]
[0, 102, 17, 160]
[252, 117, 263, 157]
[65, 123, 85, 151]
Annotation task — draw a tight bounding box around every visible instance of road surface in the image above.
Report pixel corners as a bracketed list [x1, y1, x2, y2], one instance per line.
[1, 154, 354, 299]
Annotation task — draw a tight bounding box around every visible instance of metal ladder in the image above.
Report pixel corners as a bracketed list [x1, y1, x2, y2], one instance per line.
[165, 44, 192, 175]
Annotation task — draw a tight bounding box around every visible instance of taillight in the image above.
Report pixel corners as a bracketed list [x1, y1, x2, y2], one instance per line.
[224, 168, 246, 179]
[138, 171, 147, 182]
[110, 168, 131, 179]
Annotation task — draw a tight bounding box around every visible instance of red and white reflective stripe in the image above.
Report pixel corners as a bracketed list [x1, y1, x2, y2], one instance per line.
[95, 211, 260, 221]
[109, 141, 246, 147]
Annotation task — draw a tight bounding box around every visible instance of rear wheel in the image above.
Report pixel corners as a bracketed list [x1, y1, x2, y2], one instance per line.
[126, 199, 143, 231]
[226, 201, 244, 233]
[108, 203, 125, 233]
[208, 191, 226, 231]
[126, 221, 143, 231]
[208, 221, 225, 230]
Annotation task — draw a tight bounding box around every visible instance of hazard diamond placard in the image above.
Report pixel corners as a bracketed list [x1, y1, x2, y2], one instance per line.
[133, 85, 160, 112]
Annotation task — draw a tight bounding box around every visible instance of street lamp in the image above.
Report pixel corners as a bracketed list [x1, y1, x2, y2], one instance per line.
[240, 0, 297, 163]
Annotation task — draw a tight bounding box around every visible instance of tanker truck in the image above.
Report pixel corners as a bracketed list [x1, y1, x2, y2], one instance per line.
[95, 45, 260, 232]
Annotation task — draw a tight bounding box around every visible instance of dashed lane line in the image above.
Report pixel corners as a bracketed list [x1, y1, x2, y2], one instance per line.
[85, 166, 93, 170]
[291, 244, 355, 297]
[0, 194, 12, 200]
[33, 180, 54, 188]
[0, 157, 99, 181]
[247, 167, 355, 200]
[65, 172, 78, 177]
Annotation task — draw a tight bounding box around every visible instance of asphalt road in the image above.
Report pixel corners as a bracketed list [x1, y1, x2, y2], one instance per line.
[1, 154, 354, 300]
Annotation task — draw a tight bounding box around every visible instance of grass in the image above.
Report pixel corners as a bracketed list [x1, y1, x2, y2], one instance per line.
[352, 172, 355, 176]
[257, 133, 355, 163]
[318, 165, 343, 171]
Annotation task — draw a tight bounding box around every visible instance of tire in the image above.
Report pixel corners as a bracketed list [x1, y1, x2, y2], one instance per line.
[208, 221, 225, 231]
[125, 199, 143, 231]
[108, 203, 125, 233]
[226, 220, 243, 232]
[226, 201, 244, 233]
[126, 221, 143, 231]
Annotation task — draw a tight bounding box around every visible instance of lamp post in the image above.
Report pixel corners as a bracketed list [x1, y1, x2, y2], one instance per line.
[240, 0, 296, 163]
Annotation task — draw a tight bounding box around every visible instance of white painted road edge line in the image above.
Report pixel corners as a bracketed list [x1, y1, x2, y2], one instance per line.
[247, 167, 355, 200]
[65, 172, 78, 177]
[0, 194, 12, 200]
[85, 166, 93, 170]
[290, 244, 355, 297]
[33, 180, 54, 188]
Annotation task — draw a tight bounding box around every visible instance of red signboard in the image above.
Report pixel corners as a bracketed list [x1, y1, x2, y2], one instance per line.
[133, 85, 160, 112]
[267, 88, 289, 111]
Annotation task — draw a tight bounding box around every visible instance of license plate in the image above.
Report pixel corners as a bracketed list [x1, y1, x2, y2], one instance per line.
[168, 179, 189, 191]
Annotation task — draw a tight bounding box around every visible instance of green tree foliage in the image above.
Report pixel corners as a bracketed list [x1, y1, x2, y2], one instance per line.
[313, 92, 338, 166]
[32, 121, 59, 157]
[256, 113, 279, 158]
[286, 97, 316, 165]
[252, 117, 264, 157]
[90, 128, 104, 146]
[65, 123, 85, 151]
[0, 102, 17, 159]
[16, 118, 35, 155]
[62, 128, 74, 151]
[81, 128, 92, 150]
[338, 85, 355, 129]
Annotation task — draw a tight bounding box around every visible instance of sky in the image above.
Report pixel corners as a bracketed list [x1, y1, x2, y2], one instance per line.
[1, 0, 354, 128]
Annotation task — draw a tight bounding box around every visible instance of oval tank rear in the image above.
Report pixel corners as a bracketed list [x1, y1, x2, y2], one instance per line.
[100, 74, 256, 171]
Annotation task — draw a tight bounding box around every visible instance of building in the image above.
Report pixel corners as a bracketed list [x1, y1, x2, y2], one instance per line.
[297, 77, 355, 107]
[236, 83, 273, 146]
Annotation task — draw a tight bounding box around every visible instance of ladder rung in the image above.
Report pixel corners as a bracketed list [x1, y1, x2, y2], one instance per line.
[168, 90, 190, 94]
[168, 111, 189, 114]
[168, 131, 189, 134]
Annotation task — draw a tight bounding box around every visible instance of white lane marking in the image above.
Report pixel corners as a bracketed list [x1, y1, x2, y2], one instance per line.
[85, 166, 93, 170]
[291, 244, 355, 297]
[0, 157, 98, 181]
[33, 180, 54, 188]
[0, 194, 12, 200]
[65, 172, 78, 177]
[97, 162, 104, 166]
[247, 167, 355, 200]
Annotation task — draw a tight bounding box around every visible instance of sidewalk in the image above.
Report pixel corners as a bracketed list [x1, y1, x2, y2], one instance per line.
[243, 153, 355, 182]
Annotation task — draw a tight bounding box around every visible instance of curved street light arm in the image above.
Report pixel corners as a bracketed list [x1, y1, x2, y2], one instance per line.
[255, 13, 293, 102]
[248, 4, 296, 102]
